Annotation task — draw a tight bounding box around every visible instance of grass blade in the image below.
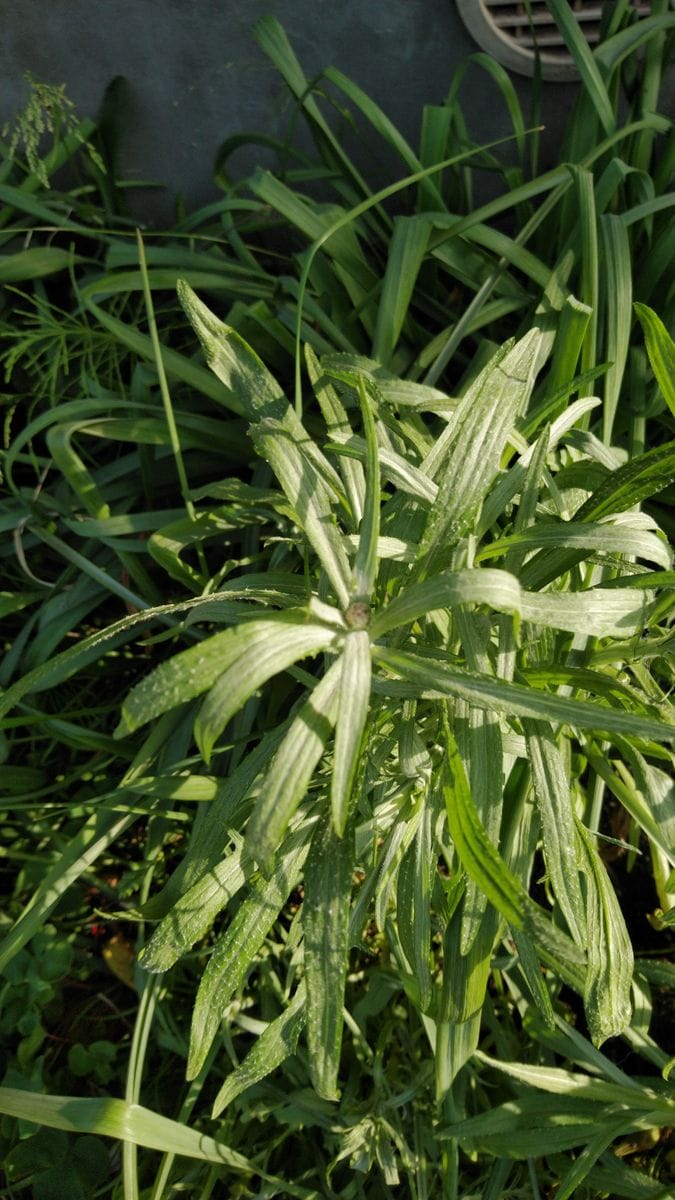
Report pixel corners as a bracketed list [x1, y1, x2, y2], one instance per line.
[332, 630, 371, 835]
[211, 985, 307, 1116]
[187, 829, 311, 1079]
[245, 659, 342, 875]
[194, 618, 339, 763]
[576, 820, 634, 1046]
[304, 810, 354, 1099]
[375, 645, 675, 745]
[633, 302, 675, 416]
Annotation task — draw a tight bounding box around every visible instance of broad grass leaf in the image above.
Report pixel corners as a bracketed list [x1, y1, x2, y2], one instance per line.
[332, 630, 371, 835]
[251, 418, 352, 607]
[524, 722, 585, 945]
[0, 1090, 252, 1172]
[476, 521, 672, 571]
[594, 12, 675, 76]
[45, 423, 111, 519]
[374, 645, 675, 745]
[352, 376, 380, 599]
[304, 811, 354, 1100]
[371, 557, 659, 640]
[372, 215, 431, 366]
[396, 799, 433, 1012]
[194, 617, 339, 763]
[634, 302, 675, 417]
[418, 328, 546, 569]
[521, 440, 675, 589]
[211, 985, 306, 1116]
[187, 827, 312, 1079]
[600, 214, 632, 441]
[113, 620, 274, 738]
[305, 343, 365, 525]
[250, 171, 378, 308]
[253, 15, 371, 201]
[245, 659, 342, 875]
[86, 298, 242, 414]
[139, 847, 247, 973]
[545, 0, 615, 137]
[0, 246, 84, 282]
[440, 901, 500, 1024]
[576, 820, 634, 1046]
[475, 1051, 674, 1116]
[456, 702, 504, 953]
[82, 267, 273, 302]
[542, 295, 593, 419]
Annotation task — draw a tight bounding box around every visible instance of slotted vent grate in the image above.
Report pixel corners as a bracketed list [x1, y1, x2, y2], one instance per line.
[456, 1, 653, 80]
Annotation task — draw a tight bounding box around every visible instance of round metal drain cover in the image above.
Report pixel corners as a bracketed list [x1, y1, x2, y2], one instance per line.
[456, 1, 653, 81]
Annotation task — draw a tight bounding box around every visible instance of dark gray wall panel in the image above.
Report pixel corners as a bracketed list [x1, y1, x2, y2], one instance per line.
[2, 1, 581, 221]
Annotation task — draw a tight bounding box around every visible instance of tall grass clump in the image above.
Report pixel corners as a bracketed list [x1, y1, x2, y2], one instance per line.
[1, 3, 674, 1197]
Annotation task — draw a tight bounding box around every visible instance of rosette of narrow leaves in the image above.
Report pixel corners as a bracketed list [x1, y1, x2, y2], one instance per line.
[111, 290, 675, 1112]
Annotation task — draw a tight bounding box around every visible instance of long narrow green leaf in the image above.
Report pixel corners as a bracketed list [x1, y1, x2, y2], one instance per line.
[396, 797, 433, 1011]
[372, 215, 430, 365]
[600, 213, 632, 441]
[457, 702, 504, 953]
[0, 1090, 252, 1171]
[86, 297, 244, 414]
[520, 440, 675, 590]
[475, 1052, 673, 1116]
[245, 659, 342, 875]
[418, 328, 546, 570]
[332, 630, 371, 835]
[352, 377, 380, 600]
[440, 898, 500, 1025]
[187, 828, 312, 1079]
[0, 246, 84, 282]
[370, 568, 655, 640]
[633, 302, 675, 416]
[443, 722, 528, 931]
[375, 646, 674, 744]
[252, 418, 352, 607]
[476, 521, 672, 571]
[304, 810, 354, 1099]
[305, 342, 366, 524]
[194, 618, 339, 763]
[524, 722, 585, 944]
[211, 985, 307, 1116]
[139, 847, 247, 973]
[576, 820, 634, 1046]
[546, 0, 616, 136]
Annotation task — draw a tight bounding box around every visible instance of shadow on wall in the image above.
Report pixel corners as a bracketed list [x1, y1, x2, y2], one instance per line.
[1, 0, 582, 223]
